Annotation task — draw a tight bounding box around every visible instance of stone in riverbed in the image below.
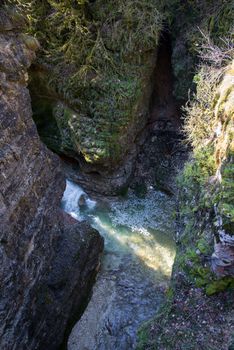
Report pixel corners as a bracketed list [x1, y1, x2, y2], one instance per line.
[78, 193, 88, 207]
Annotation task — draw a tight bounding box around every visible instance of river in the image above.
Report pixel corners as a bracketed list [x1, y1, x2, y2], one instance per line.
[61, 179, 176, 350]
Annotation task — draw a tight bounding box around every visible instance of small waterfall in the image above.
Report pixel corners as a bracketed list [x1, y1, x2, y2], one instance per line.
[61, 180, 96, 220]
[86, 197, 96, 210]
[62, 179, 176, 350]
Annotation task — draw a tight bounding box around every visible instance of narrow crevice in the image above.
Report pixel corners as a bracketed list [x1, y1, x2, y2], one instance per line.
[130, 29, 188, 197]
[149, 30, 182, 132]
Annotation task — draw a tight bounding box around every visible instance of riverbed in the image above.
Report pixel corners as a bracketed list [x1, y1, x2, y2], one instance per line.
[61, 179, 176, 350]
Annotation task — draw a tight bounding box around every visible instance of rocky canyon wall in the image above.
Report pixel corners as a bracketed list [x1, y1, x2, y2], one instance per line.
[0, 8, 103, 350]
[137, 1, 234, 347]
[12, 0, 163, 195]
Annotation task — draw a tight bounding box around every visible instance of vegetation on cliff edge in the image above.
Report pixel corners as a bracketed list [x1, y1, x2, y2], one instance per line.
[8, 0, 162, 166]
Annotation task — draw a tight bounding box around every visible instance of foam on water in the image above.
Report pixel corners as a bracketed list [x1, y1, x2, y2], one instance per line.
[62, 179, 175, 275]
[109, 189, 173, 236]
[61, 180, 96, 220]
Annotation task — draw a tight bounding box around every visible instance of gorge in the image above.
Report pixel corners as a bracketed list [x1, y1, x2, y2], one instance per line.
[0, 1, 234, 350]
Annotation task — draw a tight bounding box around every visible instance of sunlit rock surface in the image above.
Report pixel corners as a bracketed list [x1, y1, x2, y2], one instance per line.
[0, 9, 103, 350]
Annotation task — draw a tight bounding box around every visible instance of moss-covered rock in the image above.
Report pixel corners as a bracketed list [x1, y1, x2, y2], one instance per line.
[137, 39, 234, 350]
[157, 0, 234, 101]
[14, 0, 162, 170]
[172, 58, 234, 298]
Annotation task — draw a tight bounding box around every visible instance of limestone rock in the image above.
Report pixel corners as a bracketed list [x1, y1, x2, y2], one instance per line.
[25, 0, 162, 193]
[0, 9, 103, 350]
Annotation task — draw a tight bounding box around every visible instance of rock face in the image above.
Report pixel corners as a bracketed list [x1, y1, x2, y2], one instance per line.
[210, 61, 234, 277]
[137, 50, 234, 350]
[0, 9, 103, 350]
[13, 0, 163, 194]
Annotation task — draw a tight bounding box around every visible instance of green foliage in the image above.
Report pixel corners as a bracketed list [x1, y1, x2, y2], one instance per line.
[177, 146, 216, 229]
[93, 0, 162, 58]
[136, 4, 234, 348]
[137, 296, 173, 350]
[165, 287, 174, 299]
[137, 326, 150, 350]
[177, 42, 234, 295]
[12, 0, 162, 164]
[184, 148, 216, 185]
[183, 61, 234, 228]
[207, 2, 234, 42]
[197, 238, 210, 254]
[216, 152, 234, 234]
[183, 66, 222, 149]
[206, 277, 234, 296]
[156, 0, 234, 100]
[176, 229, 234, 295]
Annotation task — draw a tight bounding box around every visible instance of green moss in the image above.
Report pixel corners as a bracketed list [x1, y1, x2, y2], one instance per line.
[14, 0, 162, 165]
[216, 152, 234, 234]
[177, 55, 234, 296]
[175, 217, 233, 293]
[183, 148, 216, 186]
[206, 277, 234, 296]
[197, 238, 210, 255]
[137, 326, 150, 350]
[165, 286, 174, 299]
[135, 4, 233, 349]
[156, 0, 234, 100]
[137, 297, 173, 350]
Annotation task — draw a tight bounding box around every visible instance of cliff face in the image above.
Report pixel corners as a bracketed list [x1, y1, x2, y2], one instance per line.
[179, 59, 234, 284]
[28, 1, 162, 163]
[137, 65, 234, 350]
[137, 31, 234, 350]
[12, 0, 162, 194]
[0, 9, 103, 350]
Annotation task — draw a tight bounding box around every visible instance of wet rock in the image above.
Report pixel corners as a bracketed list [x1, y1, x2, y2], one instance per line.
[68, 260, 165, 350]
[66, 185, 176, 350]
[0, 10, 103, 350]
[78, 193, 87, 207]
[64, 146, 137, 196]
